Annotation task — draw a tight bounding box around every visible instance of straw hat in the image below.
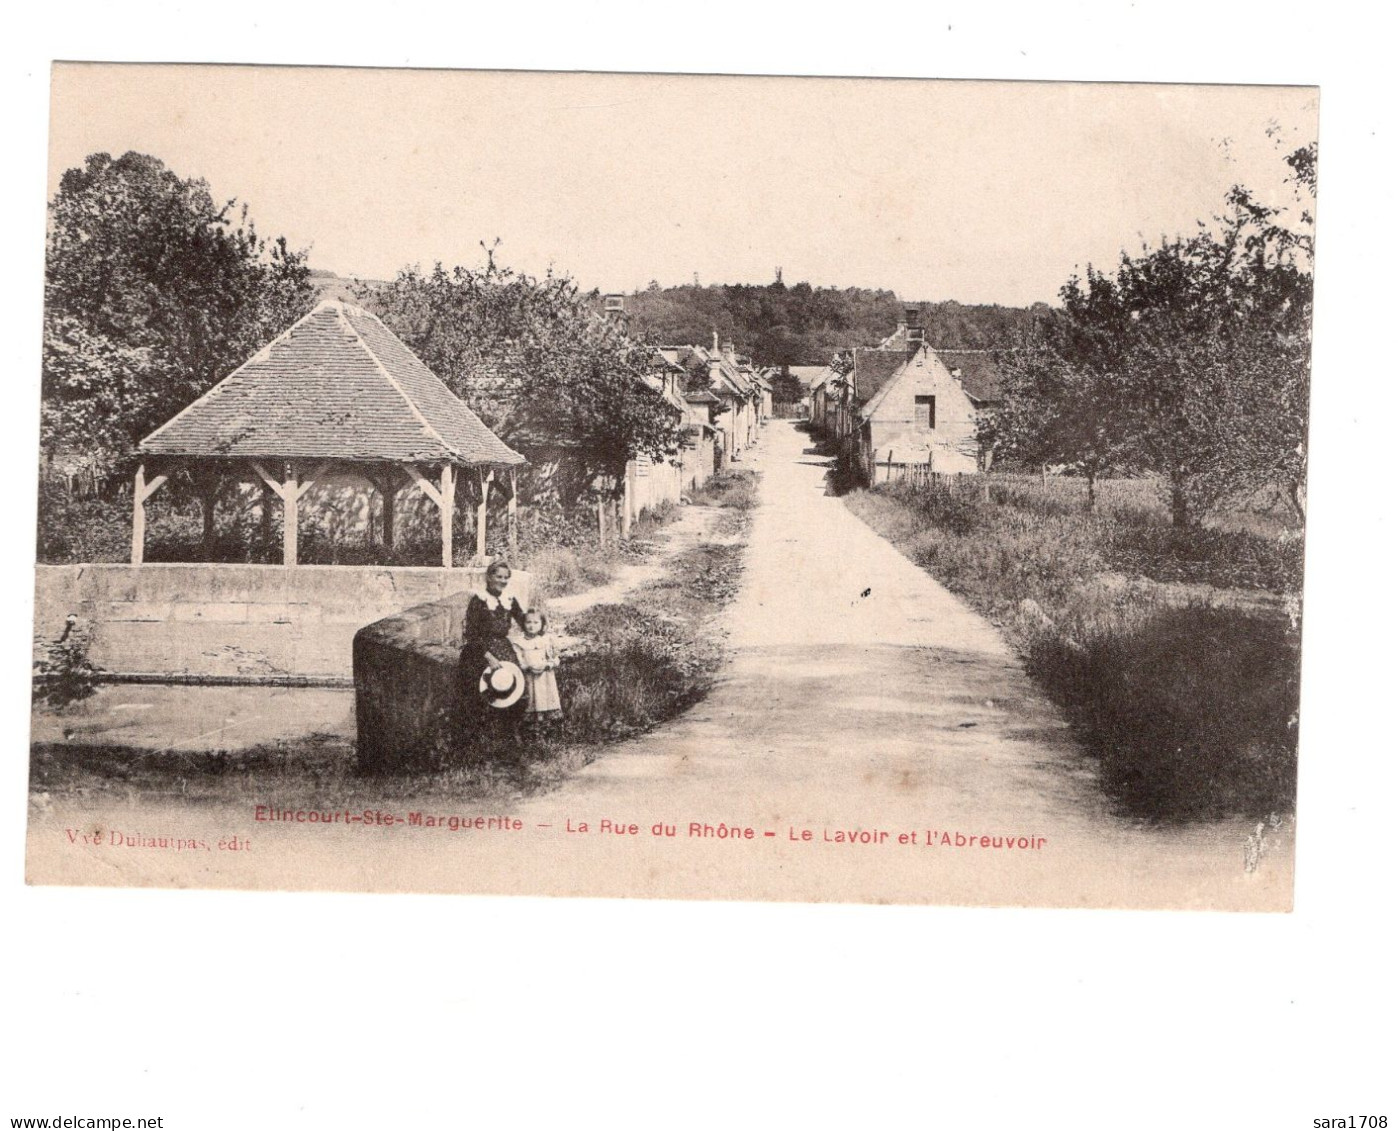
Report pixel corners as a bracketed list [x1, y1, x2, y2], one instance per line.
[479, 661, 526, 709]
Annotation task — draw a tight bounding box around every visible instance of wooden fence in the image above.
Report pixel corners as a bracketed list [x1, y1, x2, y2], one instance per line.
[879, 458, 990, 499]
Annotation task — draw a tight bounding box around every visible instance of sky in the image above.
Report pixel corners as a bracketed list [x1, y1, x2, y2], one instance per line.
[48, 64, 1316, 308]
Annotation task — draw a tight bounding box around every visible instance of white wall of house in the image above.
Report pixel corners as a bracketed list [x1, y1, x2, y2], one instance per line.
[863, 349, 982, 480]
[680, 428, 714, 491]
[626, 451, 685, 521]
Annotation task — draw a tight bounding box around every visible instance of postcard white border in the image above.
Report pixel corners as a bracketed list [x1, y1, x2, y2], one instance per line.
[3, 2, 1392, 1126]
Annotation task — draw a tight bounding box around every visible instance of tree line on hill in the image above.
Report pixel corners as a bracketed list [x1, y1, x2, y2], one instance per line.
[615, 280, 1049, 366]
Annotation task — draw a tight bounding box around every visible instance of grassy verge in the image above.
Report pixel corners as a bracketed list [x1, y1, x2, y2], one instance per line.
[688, 470, 759, 538]
[844, 480, 1301, 822]
[31, 473, 757, 809]
[522, 499, 681, 601]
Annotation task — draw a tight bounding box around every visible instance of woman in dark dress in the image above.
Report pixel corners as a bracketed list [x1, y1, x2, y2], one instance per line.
[459, 560, 528, 738]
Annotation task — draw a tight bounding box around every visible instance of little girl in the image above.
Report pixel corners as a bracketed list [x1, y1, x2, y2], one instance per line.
[515, 609, 562, 731]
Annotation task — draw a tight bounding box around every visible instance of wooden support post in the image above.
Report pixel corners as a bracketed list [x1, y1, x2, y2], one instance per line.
[507, 468, 518, 558]
[441, 464, 456, 568]
[250, 460, 310, 566]
[259, 480, 274, 549]
[403, 461, 457, 568]
[130, 463, 169, 565]
[598, 496, 607, 548]
[132, 465, 147, 566]
[283, 462, 299, 566]
[475, 467, 492, 562]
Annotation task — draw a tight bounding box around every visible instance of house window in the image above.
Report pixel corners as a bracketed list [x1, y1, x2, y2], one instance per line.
[915, 394, 936, 428]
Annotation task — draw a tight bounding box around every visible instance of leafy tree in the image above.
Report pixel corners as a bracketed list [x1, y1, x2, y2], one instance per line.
[43, 151, 315, 481]
[768, 366, 805, 405]
[361, 248, 684, 504]
[1001, 140, 1314, 527]
[987, 330, 1132, 509]
[1208, 138, 1315, 519]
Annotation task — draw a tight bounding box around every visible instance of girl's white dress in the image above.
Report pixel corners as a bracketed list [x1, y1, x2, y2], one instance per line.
[516, 633, 561, 713]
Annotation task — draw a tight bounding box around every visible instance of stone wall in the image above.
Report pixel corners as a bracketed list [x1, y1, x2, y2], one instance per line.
[33, 564, 531, 680]
[352, 593, 469, 772]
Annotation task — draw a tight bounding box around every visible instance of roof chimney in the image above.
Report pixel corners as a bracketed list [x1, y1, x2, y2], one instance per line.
[722, 341, 736, 359]
[905, 306, 924, 344]
[604, 293, 625, 318]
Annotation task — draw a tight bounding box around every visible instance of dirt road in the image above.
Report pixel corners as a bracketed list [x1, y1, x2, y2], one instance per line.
[28, 421, 1291, 909]
[493, 420, 1292, 909]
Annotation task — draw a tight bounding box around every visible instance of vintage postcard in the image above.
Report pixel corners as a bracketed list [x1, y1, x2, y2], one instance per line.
[26, 64, 1315, 909]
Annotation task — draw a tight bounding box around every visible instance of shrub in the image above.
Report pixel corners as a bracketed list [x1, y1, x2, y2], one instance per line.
[1104, 524, 1304, 592]
[881, 479, 985, 537]
[33, 618, 99, 707]
[527, 546, 616, 601]
[640, 498, 681, 526]
[36, 485, 130, 563]
[690, 470, 760, 511]
[556, 603, 723, 743]
[1026, 606, 1299, 820]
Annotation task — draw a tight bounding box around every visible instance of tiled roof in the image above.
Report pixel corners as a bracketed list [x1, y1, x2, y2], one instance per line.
[139, 301, 524, 466]
[650, 349, 686, 374]
[852, 347, 915, 407]
[662, 343, 764, 402]
[861, 349, 937, 422]
[936, 349, 1010, 403]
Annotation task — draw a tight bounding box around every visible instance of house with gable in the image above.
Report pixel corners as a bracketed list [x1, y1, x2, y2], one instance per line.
[856, 343, 1009, 483]
[810, 310, 923, 446]
[807, 306, 1009, 482]
[717, 340, 765, 450]
[657, 347, 722, 487]
[751, 365, 774, 422]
